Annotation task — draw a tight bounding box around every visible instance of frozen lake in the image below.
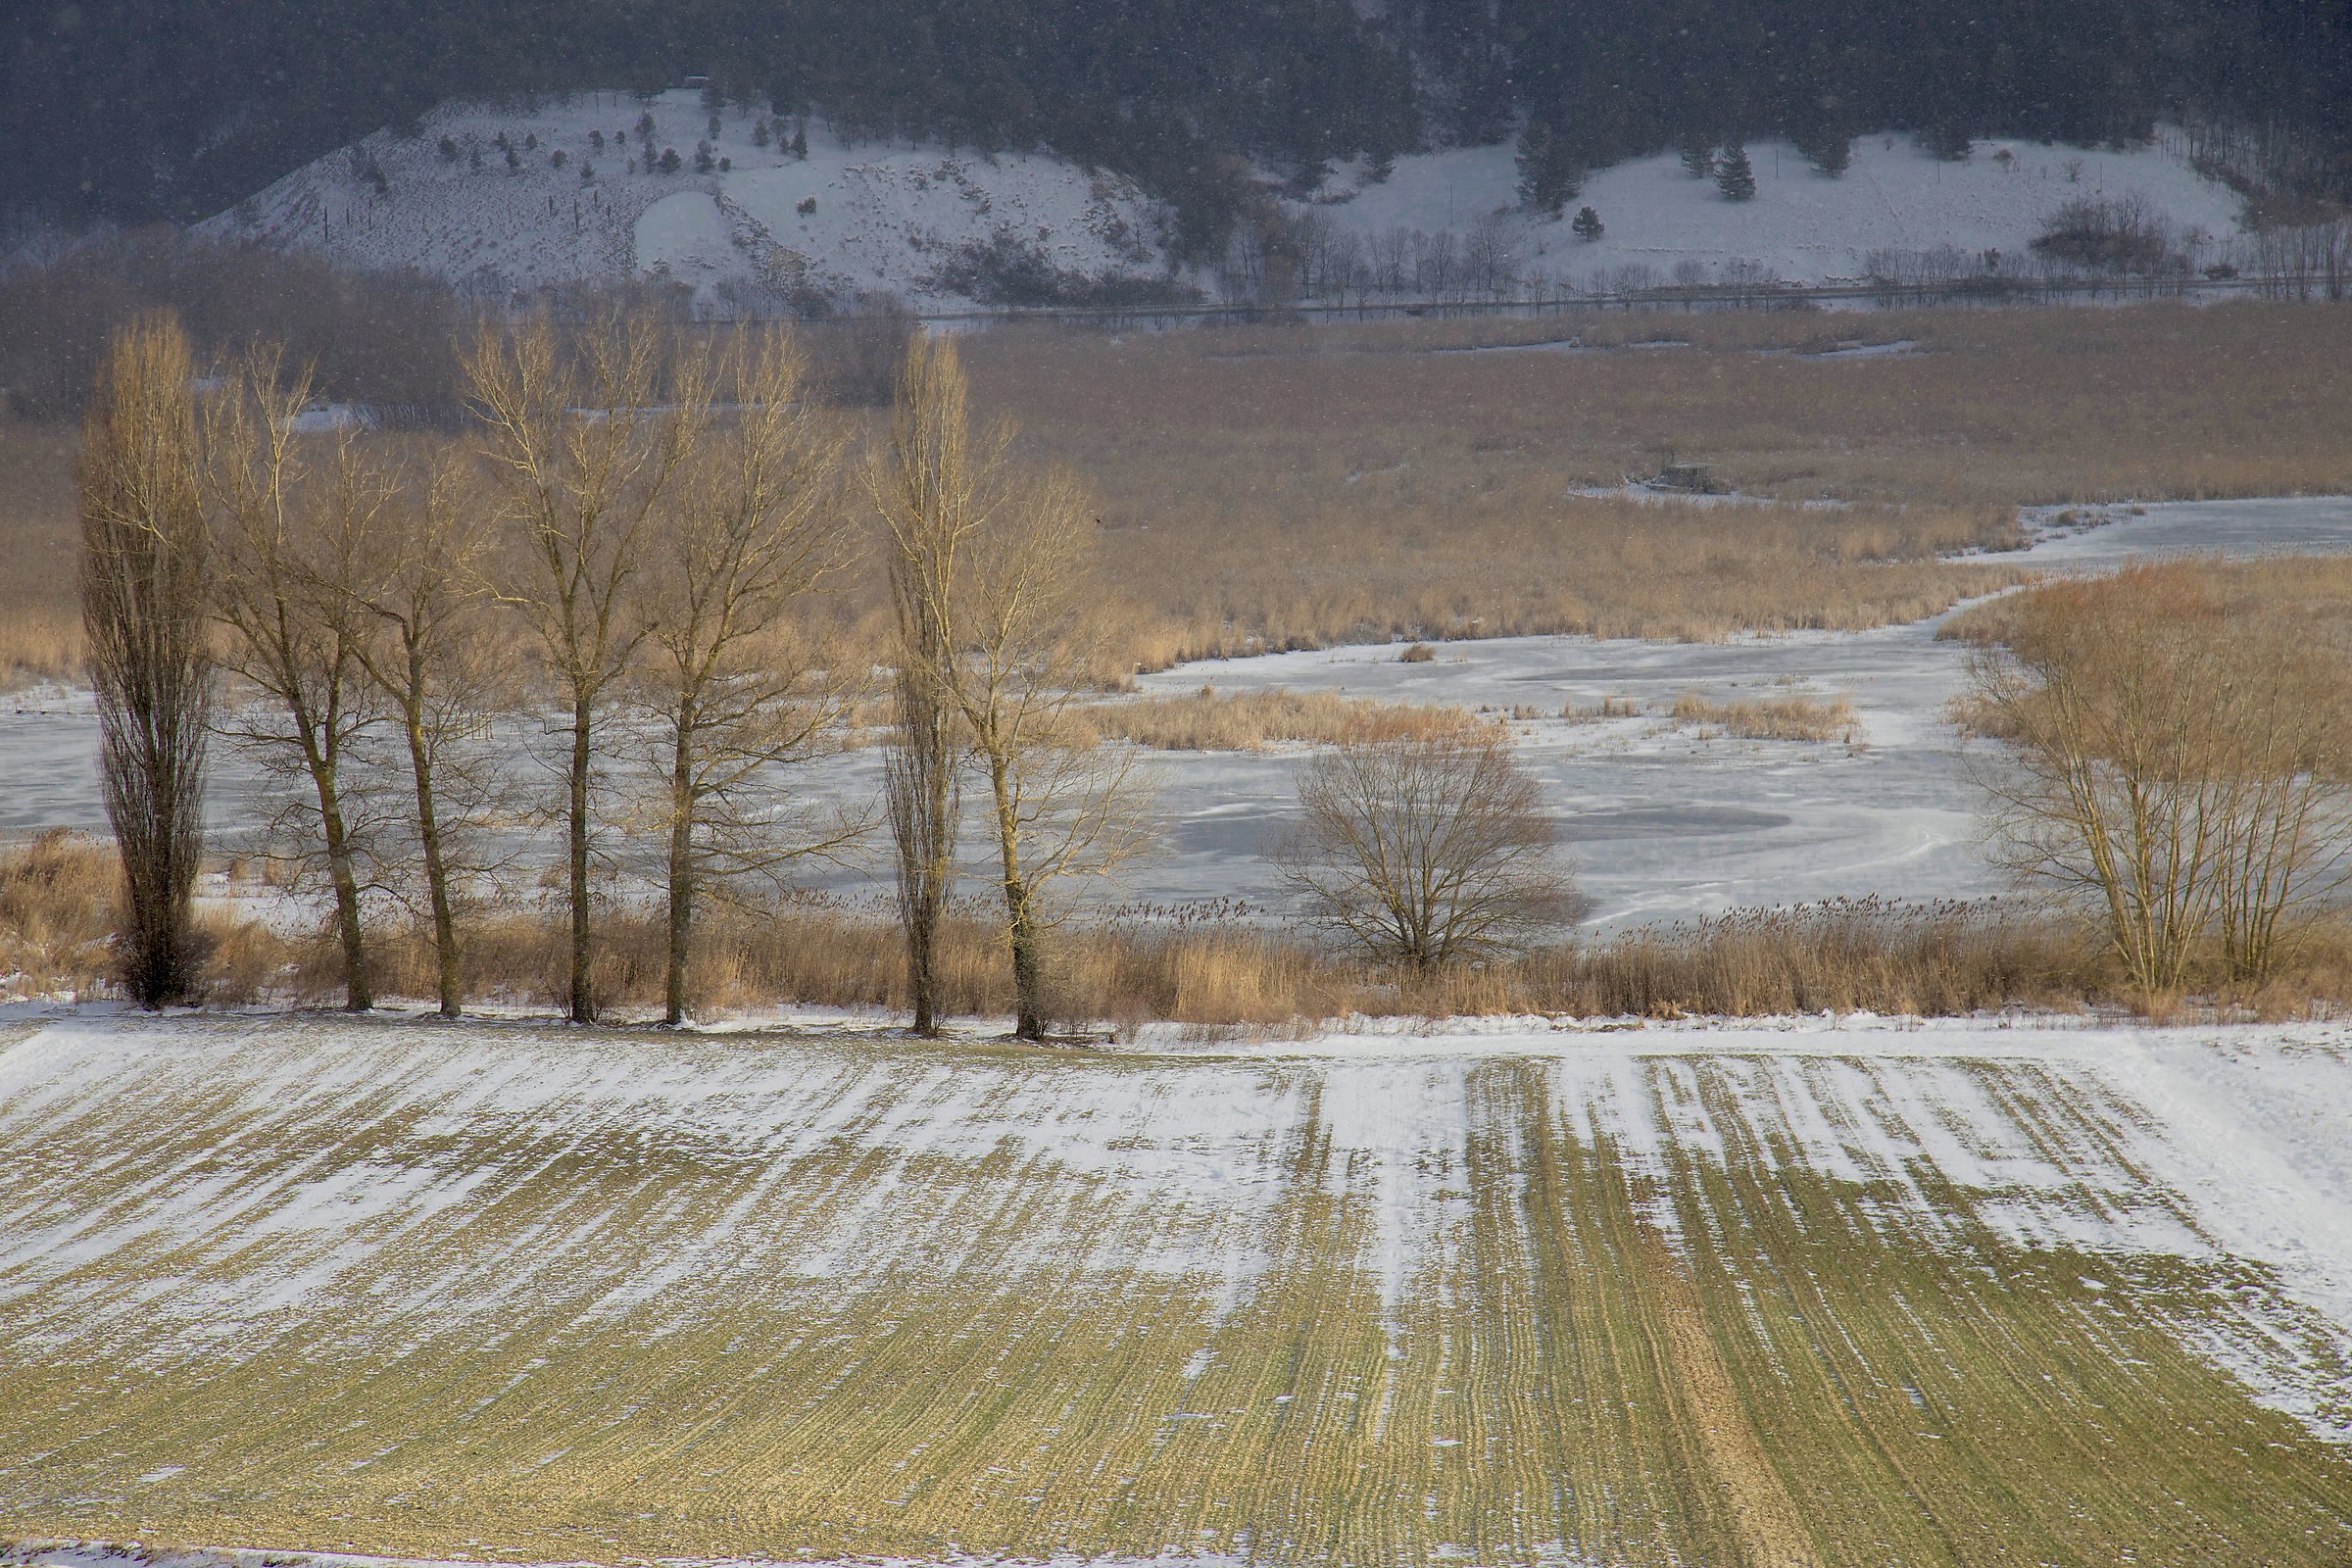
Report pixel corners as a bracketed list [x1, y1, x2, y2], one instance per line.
[7, 495, 2352, 928]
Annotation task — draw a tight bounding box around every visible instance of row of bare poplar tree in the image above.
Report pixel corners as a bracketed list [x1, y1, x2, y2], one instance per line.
[79, 308, 1134, 1037]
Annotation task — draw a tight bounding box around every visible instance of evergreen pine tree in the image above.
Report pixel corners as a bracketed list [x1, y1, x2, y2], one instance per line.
[1366, 146, 1396, 183]
[1572, 205, 1604, 241]
[637, 110, 657, 140]
[1715, 143, 1756, 200]
[438, 135, 460, 162]
[1514, 120, 1579, 216]
[591, 129, 605, 152]
[660, 147, 682, 173]
[753, 118, 770, 147]
[790, 125, 808, 160]
[695, 140, 715, 172]
[1677, 134, 1717, 179]
[1794, 124, 1851, 176]
[1922, 122, 1974, 161]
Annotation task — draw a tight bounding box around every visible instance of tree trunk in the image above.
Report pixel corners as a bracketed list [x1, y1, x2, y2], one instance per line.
[316, 776, 371, 1010]
[988, 754, 1045, 1041]
[400, 650, 461, 1016]
[664, 710, 695, 1026]
[568, 691, 595, 1023]
[301, 699, 371, 1012]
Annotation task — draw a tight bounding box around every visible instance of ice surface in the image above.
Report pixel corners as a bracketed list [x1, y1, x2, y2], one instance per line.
[9, 497, 2352, 928]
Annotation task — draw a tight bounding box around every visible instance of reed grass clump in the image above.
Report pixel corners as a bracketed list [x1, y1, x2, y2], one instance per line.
[1083, 686, 1482, 750]
[1669, 689, 1858, 741]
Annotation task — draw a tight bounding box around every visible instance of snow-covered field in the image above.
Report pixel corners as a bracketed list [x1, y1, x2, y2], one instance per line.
[1, 1010, 2348, 1562]
[195, 91, 2247, 310]
[8, 494, 2350, 930]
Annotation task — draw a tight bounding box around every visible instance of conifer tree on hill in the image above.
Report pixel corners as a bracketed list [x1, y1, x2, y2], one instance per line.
[1716, 143, 1756, 200]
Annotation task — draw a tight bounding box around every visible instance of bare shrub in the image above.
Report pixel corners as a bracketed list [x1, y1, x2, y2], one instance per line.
[1277, 730, 1577, 971]
[0, 829, 119, 994]
[1085, 687, 1480, 750]
[1397, 641, 1436, 662]
[79, 312, 213, 1007]
[1669, 689, 1857, 741]
[2031, 194, 2176, 273]
[1962, 564, 2352, 995]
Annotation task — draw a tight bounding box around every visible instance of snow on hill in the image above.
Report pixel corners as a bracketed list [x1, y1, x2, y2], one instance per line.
[196, 89, 1176, 311]
[1294, 131, 2248, 291]
[198, 90, 2248, 310]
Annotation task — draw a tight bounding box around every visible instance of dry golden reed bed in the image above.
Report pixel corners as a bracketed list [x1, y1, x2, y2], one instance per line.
[12, 301, 2352, 682]
[19, 833, 2351, 1025]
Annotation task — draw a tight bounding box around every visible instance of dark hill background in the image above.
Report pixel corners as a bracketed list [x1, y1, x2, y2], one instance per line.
[5, 0, 2349, 250]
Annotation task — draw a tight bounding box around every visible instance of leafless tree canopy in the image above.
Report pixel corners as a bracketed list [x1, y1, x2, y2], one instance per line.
[873, 334, 1147, 1039]
[1965, 564, 2352, 993]
[465, 309, 697, 1022]
[1278, 729, 1576, 972]
[202, 344, 388, 1010]
[78, 312, 212, 1007]
[636, 323, 860, 1025]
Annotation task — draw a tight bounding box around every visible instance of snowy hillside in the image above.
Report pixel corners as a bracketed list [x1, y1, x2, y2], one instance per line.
[198, 91, 2249, 308]
[196, 89, 1177, 311]
[1290, 130, 2248, 292]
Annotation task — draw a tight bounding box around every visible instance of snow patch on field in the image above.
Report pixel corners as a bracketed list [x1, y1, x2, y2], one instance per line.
[3, 1014, 2350, 1438]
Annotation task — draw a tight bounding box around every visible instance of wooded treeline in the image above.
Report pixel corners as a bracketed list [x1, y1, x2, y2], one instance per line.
[7, 2, 2349, 244]
[80, 308, 1138, 1038]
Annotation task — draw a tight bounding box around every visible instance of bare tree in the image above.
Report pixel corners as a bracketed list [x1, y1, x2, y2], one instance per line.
[203, 346, 383, 1009]
[343, 440, 508, 1017]
[947, 462, 1145, 1040]
[872, 335, 970, 1037]
[1967, 566, 2352, 993]
[874, 335, 1146, 1039]
[79, 312, 213, 1007]
[466, 310, 697, 1022]
[2205, 625, 2352, 983]
[1277, 729, 1575, 972]
[637, 324, 860, 1025]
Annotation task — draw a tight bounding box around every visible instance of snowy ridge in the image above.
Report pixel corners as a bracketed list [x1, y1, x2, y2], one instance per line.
[196, 90, 1174, 311]
[194, 91, 2248, 309]
[1295, 130, 2246, 292]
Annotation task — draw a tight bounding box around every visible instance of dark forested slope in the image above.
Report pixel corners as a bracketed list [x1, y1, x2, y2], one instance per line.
[5, 0, 2347, 243]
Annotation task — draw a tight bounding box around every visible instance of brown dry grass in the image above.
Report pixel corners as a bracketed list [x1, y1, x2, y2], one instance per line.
[0, 418, 83, 684]
[0, 831, 289, 1001]
[1082, 685, 1483, 750]
[1943, 550, 2352, 654]
[9, 303, 2350, 683]
[997, 300, 2352, 508]
[19, 836, 2352, 1022]
[1669, 689, 1858, 741]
